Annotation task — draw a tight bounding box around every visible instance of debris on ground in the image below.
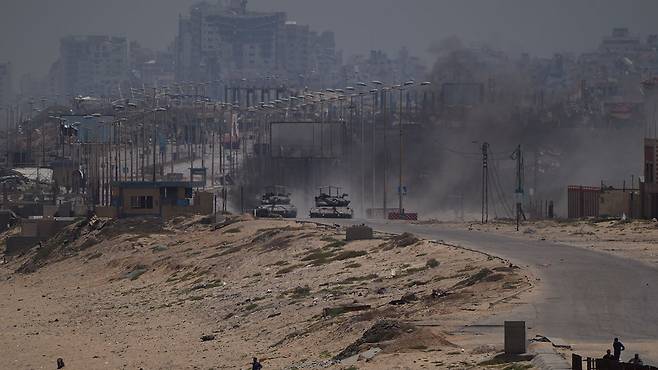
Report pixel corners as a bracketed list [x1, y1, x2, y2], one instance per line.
[453, 268, 495, 288]
[389, 292, 418, 305]
[322, 304, 371, 317]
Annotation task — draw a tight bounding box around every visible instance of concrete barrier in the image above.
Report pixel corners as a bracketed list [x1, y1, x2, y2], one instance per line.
[346, 224, 373, 241]
[505, 321, 526, 355]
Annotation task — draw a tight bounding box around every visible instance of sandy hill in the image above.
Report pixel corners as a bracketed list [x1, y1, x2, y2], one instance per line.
[0, 215, 532, 370]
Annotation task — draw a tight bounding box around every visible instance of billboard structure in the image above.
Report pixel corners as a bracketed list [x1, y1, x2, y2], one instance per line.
[270, 121, 346, 159]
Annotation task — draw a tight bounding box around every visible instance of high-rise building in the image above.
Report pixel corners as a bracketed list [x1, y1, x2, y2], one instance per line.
[55, 35, 129, 98]
[176, 0, 339, 88]
[0, 62, 12, 107]
[177, 0, 286, 83]
[278, 22, 311, 80]
[308, 31, 340, 87]
[129, 41, 176, 88]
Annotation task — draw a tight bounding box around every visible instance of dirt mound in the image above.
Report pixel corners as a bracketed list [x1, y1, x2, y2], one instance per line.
[16, 217, 106, 273]
[16, 216, 168, 274]
[98, 216, 167, 238]
[361, 320, 415, 343]
[335, 320, 416, 360]
[0, 218, 529, 369]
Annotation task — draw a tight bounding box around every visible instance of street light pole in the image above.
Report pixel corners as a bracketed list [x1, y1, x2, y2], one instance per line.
[398, 83, 409, 217]
[381, 87, 389, 219]
[153, 107, 166, 183]
[357, 82, 367, 217]
[396, 81, 420, 216]
[370, 85, 381, 216]
[398, 85, 404, 215]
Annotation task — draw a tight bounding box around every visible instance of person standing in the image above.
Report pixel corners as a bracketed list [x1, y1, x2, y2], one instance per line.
[613, 337, 625, 361]
[251, 357, 262, 370]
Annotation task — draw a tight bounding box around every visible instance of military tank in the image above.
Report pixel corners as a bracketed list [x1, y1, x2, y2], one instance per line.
[254, 186, 298, 218]
[309, 186, 354, 219]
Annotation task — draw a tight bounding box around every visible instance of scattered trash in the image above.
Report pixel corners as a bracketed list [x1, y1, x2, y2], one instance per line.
[389, 292, 418, 305]
[322, 304, 371, 317]
[431, 289, 449, 299]
[386, 233, 420, 248]
[200, 334, 216, 341]
[453, 268, 494, 288]
[471, 344, 497, 354]
[531, 335, 571, 349]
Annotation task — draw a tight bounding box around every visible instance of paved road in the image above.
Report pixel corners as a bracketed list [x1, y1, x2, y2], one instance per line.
[334, 219, 658, 353]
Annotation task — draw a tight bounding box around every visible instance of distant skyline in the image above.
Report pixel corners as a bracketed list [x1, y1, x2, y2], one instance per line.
[2, 0, 658, 82]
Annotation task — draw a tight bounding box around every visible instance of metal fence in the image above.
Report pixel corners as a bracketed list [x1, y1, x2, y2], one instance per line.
[573, 354, 657, 370]
[567, 185, 601, 219]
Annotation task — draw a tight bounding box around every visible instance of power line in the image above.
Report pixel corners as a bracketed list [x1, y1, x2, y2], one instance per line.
[488, 152, 515, 218]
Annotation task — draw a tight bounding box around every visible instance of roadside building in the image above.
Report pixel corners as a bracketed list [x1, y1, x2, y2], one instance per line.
[641, 78, 658, 219]
[567, 185, 640, 219]
[5, 217, 76, 255]
[97, 181, 214, 219]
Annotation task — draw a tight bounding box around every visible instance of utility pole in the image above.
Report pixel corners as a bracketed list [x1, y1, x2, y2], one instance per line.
[5, 107, 9, 168]
[360, 91, 365, 218]
[141, 123, 145, 182]
[201, 98, 206, 180]
[152, 89, 157, 183]
[382, 89, 388, 219]
[398, 86, 404, 215]
[513, 144, 524, 231]
[481, 142, 489, 223]
[371, 88, 377, 215]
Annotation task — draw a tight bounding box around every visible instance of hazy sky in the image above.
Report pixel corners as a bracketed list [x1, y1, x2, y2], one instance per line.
[2, 0, 658, 80]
